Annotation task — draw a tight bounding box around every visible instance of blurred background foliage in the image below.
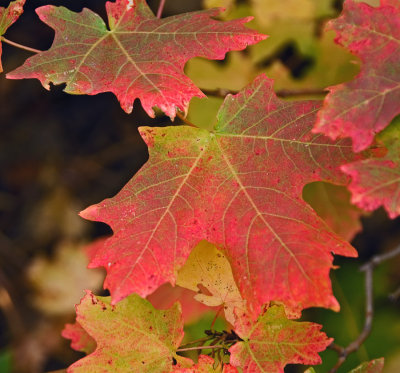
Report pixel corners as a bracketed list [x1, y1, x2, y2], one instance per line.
[0, 0, 398, 372]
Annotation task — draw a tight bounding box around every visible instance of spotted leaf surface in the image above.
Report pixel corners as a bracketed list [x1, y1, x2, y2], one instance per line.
[67, 291, 186, 373]
[6, 0, 265, 118]
[81, 74, 359, 317]
[314, 0, 400, 152]
[229, 304, 332, 372]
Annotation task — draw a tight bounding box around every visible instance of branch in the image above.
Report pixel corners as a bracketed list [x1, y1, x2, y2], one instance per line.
[329, 244, 400, 372]
[1, 36, 42, 54]
[201, 87, 327, 98]
[177, 345, 225, 352]
[157, 0, 166, 18]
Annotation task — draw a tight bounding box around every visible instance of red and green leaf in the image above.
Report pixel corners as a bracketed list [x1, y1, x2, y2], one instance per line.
[229, 304, 332, 372]
[314, 0, 400, 152]
[0, 0, 25, 72]
[67, 291, 188, 373]
[81, 74, 360, 317]
[6, 0, 265, 118]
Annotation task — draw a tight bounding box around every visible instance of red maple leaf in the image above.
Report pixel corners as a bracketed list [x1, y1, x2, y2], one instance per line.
[6, 0, 265, 118]
[313, 0, 400, 152]
[81, 74, 360, 317]
[341, 118, 400, 218]
[0, 0, 25, 72]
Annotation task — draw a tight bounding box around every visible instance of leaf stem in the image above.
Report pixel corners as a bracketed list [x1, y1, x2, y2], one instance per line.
[1, 36, 42, 54]
[176, 112, 198, 128]
[156, 0, 166, 18]
[210, 305, 224, 330]
[178, 336, 213, 348]
[177, 345, 225, 352]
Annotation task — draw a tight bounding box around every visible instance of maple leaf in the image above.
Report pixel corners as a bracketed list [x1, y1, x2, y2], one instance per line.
[341, 117, 400, 218]
[81, 74, 359, 317]
[349, 358, 384, 373]
[6, 0, 265, 119]
[313, 0, 400, 152]
[176, 240, 246, 325]
[173, 355, 238, 373]
[67, 291, 189, 373]
[0, 0, 25, 73]
[62, 321, 96, 355]
[229, 304, 332, 372]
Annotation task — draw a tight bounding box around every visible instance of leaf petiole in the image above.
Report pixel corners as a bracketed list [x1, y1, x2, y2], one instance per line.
[1, 36, 41, 54]
[156, 0, 166, 18]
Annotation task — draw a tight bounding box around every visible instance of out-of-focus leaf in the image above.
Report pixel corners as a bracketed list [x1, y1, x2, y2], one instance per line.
[303, 182, 367, 241]
[28, 241, 104, 315]
[349, 358, 384, 372]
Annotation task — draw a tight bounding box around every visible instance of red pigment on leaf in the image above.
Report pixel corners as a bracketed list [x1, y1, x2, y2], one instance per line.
[6, 0, 265, 118]
[314, 0, 400, 152]
[80, 74, 361, 317]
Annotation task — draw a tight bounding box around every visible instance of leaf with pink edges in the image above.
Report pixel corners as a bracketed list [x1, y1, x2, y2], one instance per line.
[80, 74, 360, 317]
[67, 291, 188, 372]
[342, 117, 400, 218]
[62, 321, 96, 355]
[314, 0, 400, 152]
[6, 0, 265, 118]
[229, 304, 332, 373]
[0, 0, 25, 72]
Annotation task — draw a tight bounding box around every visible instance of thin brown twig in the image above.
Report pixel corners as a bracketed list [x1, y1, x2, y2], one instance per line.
[1, 36, 42, 54]
[389, 286, 400, 301]
[177, 345, 225, 352]
[176, 111, 198, 128]
[329, 244, 400, 372]
[156, 0, 166, 18]
[178, 336, 213, 348]
[201, 87, 327, 98]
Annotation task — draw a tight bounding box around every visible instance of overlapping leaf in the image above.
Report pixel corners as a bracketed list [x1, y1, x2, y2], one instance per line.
[303, 182, 366, 241]
[177, 240, 246, 325]
[6, 0, 265, 118]
[341, 117, 400, 218]
[67, 291, 188, 372]
[229, 304, 332, 372]
[0, 0, 25, 72]
[81, 74, 359, 317]
[314, 0, 400, 152]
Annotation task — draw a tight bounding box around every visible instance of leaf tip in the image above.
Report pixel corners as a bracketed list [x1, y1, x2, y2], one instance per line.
[79, 205, 99, 221]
